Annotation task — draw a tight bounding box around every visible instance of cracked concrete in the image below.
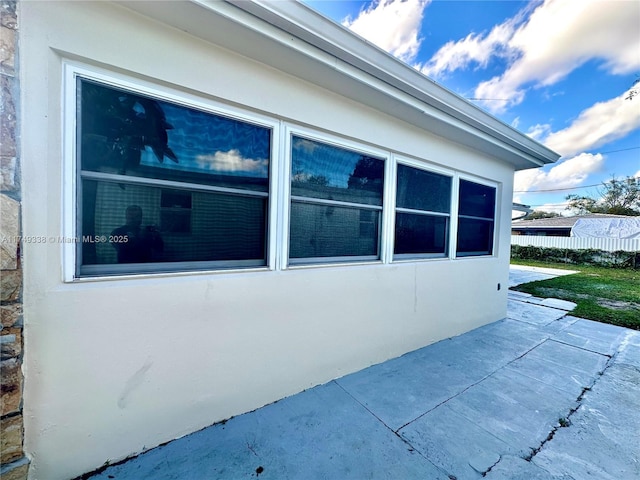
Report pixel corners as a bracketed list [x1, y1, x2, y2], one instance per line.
[82, 267, 639, 480]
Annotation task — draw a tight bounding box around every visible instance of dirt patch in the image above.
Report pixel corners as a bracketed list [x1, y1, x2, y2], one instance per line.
[529, 287, 640, 312]
[534, 287, 590, 300]
[596, 299, 640, 311]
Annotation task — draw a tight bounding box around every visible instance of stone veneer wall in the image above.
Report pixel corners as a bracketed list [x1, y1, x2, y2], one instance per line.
[1, 1, 29, 479]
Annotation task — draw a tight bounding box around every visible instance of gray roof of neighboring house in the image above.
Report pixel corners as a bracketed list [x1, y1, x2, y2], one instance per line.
[512, 214, 631, 229]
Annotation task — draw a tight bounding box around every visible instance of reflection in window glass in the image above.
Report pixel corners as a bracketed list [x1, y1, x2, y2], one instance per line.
[456, 218, 494, 256]
[289, 203, 380, 259]
[77, 78, 271, 276]
[291, 137, 384, 206]
[396, 165, 451, 213]
[458, 180, 496, 219]
[161, 190, 192, 234]
[290, 136, 384, 263]
[456, 180, 496, 257]
[394, 164, 451, 258]
[395, 213, 448, 255]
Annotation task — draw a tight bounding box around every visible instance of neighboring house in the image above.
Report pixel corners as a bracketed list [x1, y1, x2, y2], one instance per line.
[15, 1, 557, 479]
[512, 214, 632, 237]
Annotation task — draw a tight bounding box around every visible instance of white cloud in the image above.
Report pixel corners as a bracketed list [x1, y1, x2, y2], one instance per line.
[480, 0, 640, 112]
[420, 8, 525, 78]
[542, 88, 640, 157]
[635, 170, 640, 179]
[292, 137, 319, 154]
[421, 0, 640, 113]
[526, 123, 552, 141]
[514, 152, 604, 193]
[343, 0, 429, 63]
[511, 117, 520, 129]
[196, 150, 268, 175]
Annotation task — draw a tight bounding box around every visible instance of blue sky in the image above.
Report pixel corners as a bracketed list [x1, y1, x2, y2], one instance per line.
[304, 0, 640, 215]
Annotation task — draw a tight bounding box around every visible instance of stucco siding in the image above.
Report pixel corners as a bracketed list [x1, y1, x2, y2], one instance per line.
[20, 2, 514, 479]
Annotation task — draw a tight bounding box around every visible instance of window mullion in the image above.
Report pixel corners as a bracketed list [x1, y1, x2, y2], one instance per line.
[380, 154, 397, 264]
[396, 207, 450, 218]
[290, 195, 382, 210]
[449, 173, 460, 260]
[80, 171, 268, 198]
[458, 214, 494, 222]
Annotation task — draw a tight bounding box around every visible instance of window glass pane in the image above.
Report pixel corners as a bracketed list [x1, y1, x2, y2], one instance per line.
[458, 180, 496, 219]
[289, 202, 379, 259]
[394, 213, 448, 256]
[291, 136, 384, 206]
[80, 180, 266, 269]
[456, 218, 494, 256]
[396, 165, 451, 213]
[78, 79, 270, 192]
[160, 190, 192, 234]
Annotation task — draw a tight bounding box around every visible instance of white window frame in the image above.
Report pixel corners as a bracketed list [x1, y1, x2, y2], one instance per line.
[454, 174, 500, 259]
[62, 61, 281, 281]
[392, 157, 455, 262]
[61, 63, 504, 281]
[283, 125, 390, 268]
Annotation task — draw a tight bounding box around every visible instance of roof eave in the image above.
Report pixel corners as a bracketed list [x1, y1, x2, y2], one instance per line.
[116, 0, 560, 170]
[233, 0, 558, 166]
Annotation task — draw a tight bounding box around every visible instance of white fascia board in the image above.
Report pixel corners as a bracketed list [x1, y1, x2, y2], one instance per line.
[116, 0, 559, 170]
[512, 203, 532, 213]
[233, 1, 558, 163]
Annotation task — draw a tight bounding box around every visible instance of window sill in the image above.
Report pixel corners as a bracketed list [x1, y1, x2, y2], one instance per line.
[67, 265, 272, 283]
[286, 259, 383, 271]
[392, 255, 450, 264]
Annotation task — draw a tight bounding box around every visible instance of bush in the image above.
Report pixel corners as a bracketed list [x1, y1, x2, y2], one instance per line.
[511, 245, 639, 269]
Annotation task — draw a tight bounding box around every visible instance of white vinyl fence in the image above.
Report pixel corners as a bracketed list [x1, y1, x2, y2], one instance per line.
[511, 236, 640, 252]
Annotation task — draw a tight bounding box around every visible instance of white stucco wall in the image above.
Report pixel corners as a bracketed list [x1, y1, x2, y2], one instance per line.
[20, 2, 515, 479]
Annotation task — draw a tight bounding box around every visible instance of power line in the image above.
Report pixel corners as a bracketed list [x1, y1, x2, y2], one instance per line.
[515, 167, 640, 193]
[595, 146, 640, 155]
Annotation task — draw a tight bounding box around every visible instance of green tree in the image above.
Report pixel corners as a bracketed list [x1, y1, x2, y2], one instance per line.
[522, 210, 561, 220]
[566, 176, 640, 216]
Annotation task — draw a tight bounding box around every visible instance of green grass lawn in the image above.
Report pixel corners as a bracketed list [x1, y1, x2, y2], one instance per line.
[510, 259, 640, 330]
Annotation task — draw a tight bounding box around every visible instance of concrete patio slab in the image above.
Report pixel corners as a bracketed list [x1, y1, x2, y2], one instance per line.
[80, 267, 639, 480]
[485, 455, 573, 480]
[552, 317, 629, 356]
[531, 362, 640, 479]
[86, 381, 449, 480]
[504, 340, 608, 396]
[334, 346, 479, 431]
[508, 265, 578, 288]
[399, 404, 515, 480]
[507, 300, 567, 325]
[334, 319, 551, 431]
[538, 315, 578, 336]
[444, 368, 577, 456]
[614, 331, 640, 369]
[539, 298, 577, 311]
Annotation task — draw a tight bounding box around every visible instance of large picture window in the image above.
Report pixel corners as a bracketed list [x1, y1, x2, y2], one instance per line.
[456, 179, 496, 257]
[68, 70, 504, 279]
[394, 164, 451, 258]
[289, 136, 384, 263]
[76, 78, 271, 276]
